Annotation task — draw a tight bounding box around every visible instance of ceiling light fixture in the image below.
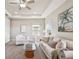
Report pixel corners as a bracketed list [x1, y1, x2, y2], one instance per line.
[9, 0, 34, 10]
[20, 3, 26, 8]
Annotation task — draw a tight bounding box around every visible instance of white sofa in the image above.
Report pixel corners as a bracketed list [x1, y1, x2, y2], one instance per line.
[40, 37, 73, 59]
[16, 34, 26, 45]
[40, 41, 55, 59]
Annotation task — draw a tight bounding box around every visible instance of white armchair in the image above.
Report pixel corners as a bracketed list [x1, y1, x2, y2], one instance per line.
[16, 34, 26, 45]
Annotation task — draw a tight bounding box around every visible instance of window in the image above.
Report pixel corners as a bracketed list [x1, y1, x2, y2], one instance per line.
[32, 25, 40, 36]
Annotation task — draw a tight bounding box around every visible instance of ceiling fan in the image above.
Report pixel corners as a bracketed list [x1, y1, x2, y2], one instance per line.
[9, 0, 35, 10]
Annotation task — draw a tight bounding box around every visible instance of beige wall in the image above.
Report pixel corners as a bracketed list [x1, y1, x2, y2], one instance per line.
[11, 18, 45, 40]
[45, 0, 73, 40]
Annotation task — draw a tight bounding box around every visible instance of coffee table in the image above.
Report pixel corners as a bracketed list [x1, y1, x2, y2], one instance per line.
[24, 43, 36, 58]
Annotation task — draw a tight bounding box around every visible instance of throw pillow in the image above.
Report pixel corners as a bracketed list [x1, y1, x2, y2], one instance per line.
[55, 40, 66, 50]
[48, 38, 61, 48]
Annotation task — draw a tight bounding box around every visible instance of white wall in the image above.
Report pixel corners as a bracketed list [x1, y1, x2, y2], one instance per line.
[11, 18, 45, 40]
[5, 15, 10, 43]
[45, 0, 73, 40]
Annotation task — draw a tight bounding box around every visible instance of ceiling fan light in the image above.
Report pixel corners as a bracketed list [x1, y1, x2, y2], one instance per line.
[27, 0, 30, 1]
[20, 4, 26, 8]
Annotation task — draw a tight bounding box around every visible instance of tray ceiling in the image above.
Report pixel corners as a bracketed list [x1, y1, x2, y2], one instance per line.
[5, 0, 52, 16]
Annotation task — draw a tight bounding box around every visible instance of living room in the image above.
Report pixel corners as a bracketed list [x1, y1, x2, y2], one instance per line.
[5, 0, 73, 59]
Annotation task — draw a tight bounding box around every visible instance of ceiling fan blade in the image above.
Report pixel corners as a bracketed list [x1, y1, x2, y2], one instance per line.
[22, 0, 26, 3]
[9, 2, 19, 4]
[27, 0, 34, 3]
[18, 4, 22, 10]
[26, 6, 31, 10]
[19, 7, 21, 10]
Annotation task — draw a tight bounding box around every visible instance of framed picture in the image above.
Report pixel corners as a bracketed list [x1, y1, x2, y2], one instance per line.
[58, 7, 73, 32]
[20, 24, 27, 32]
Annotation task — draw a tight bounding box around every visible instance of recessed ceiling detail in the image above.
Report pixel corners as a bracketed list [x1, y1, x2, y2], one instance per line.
[9, 0, 35, 10]
[6, 0, 52, 16]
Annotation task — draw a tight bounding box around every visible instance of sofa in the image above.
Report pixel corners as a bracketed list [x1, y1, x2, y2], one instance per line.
[40, 37, 73, 59]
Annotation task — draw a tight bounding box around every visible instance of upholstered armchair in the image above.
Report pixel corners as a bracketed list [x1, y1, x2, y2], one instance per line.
[16, 34, 26, 45]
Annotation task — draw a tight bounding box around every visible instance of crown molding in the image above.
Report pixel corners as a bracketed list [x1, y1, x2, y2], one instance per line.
[10, 15, 45, 19]
[5, 10, 45, 19]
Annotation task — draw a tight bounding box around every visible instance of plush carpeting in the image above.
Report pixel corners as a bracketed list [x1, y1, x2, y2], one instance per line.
[5, 41, 47, 59]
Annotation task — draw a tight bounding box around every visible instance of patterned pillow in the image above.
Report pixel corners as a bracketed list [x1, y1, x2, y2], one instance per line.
[48, 38, 61, 48]
[55, 40, 66, 50]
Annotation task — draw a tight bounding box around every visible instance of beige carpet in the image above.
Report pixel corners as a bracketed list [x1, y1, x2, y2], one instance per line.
[5, 41, 47, 59]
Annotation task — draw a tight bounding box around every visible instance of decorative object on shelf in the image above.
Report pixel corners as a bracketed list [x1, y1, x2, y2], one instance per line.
[58, 7, 73, 32]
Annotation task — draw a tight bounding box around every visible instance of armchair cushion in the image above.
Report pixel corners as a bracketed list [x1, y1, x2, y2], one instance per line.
[16, 34, 26, 40]
[16, 34, 26, 45]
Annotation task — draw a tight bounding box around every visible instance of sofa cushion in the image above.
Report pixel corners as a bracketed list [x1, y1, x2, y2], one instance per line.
[55, 40, 66, 50]
[66, 40, 73, 50]
[48, 38, 61, 48]
[40, 41, 55, 57]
